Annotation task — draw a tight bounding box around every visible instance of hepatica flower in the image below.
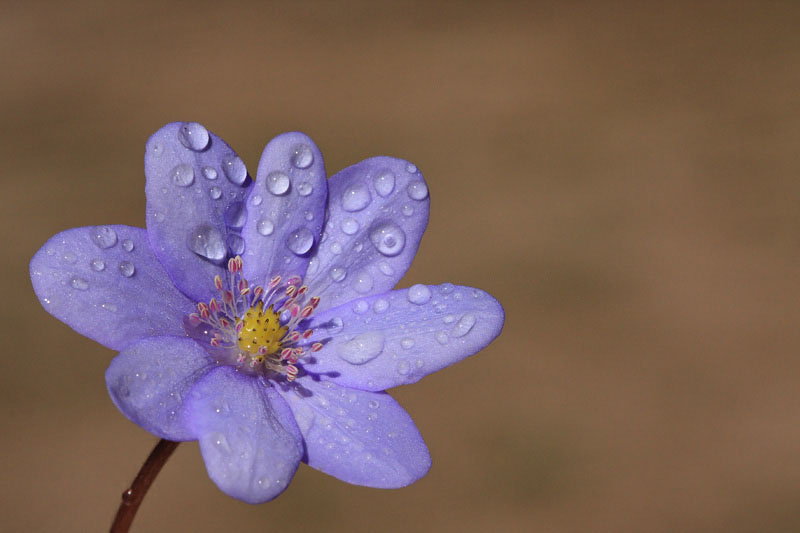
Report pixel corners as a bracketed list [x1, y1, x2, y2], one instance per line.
[30, 123, 504, 504]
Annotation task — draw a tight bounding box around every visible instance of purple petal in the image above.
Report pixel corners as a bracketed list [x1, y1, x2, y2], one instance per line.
[303, 157, 429, 312]
[304, 284, 504, 391]
[145, 122, 251, 302]
[241, 132, 327, 287]
[105, 336, 214, 441]
[30, 225, 195, 351]
[185, 367, 303, 503]
[276, 379, 430, 488]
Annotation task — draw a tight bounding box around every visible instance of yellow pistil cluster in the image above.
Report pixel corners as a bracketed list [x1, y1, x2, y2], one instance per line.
[237, 301, 287, 362]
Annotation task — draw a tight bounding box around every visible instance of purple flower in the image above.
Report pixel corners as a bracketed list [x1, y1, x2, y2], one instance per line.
[29, 123, 504, 503]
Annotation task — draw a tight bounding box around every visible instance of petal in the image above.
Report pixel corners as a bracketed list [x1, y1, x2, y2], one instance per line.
[241, 132, 327, 287]
[145, 122, 252, 302]
[185, 367, 303, 503]
[30, 225, 195, 351]
[304, 157, 429, 312]
[105, 336, 214, 441]
[276, 379, 430, 488]
[304, 284, 504, 391]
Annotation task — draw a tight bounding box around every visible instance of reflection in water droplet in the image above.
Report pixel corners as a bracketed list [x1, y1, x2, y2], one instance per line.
[266, 171, 290, 195]
[342, 183, 371, 212]
[369, 222, 406, 256]
[119, 261, 135, 278]
[178, 122, 210, 151]
[91, 226, 118, 249]
[286, 227, 314, 255]
[257, 219, 274, 236]
[187, 226, 226, 261]
[291, 144, 314, 169]
[373, 170, 395, 197]
[222, 155, 247, 185]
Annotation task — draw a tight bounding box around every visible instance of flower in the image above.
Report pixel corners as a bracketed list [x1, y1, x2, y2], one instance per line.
[29, 122, 504, 503]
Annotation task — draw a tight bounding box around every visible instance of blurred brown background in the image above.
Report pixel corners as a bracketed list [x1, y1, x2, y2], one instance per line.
[2, 1, 799, 531]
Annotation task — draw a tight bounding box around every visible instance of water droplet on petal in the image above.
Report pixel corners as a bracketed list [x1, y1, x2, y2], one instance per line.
[330, 242, 342, 254]
[406, 162, 417, 173]
[337, 331, 385, 365]
[342, 183, 371, 212]
[353, 271, 373, 293]
[209, 186, 222, 200]
[373, 298, 389, 313]
[440, 283, 455, 294]
[297, 182, 313, 196]
[62, 251, 77, 264]
[266, 171, 290, 195]
[188, 225, 226, 262]
[224, 201, 246, 228]
[257, 219, 274, 236]
[286, 227, 314, 255]
[91, 259, 105, 271]
[330, 266, 347, 282]
[250, 194, 263, 206]
[291, 144, 314, 169]
[91, 226, 118, 249]
[304, 210, 314, 221]
[354, 300, 369, 314]
[402, 204, 414, 217]
[407, 284, 431, 305]
[452, 314, 477, 337]
[436, 331, 449, 344]
[119, 261, 135, 278]
[211, 432, 232, 454]
[407, 180, 428, 200]
[368, 399, 380, 409]
[202, 166, 218, 180]
[443, 314, 456, 324]
[178, 122, 210, 151]
[222, 155, 247, 185]
[121, 239, 134, 252]
[226, 234, 245, 255]
[369, 222, 406, 256]
[171, 164, 195, 187]
[102, 302, 117, 312]
[70, 277, 89, 290]
[396, 360, 411, 375]
[378, 261, 394, 276]
[401, 338, 414, 350]
[341, 217, 359, 235]
[373, 170, 395, 197]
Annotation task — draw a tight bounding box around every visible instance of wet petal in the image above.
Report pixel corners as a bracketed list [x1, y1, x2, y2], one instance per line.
[185, 367, 303, 503]
[30, 225, 195, 351]
[303, 284, 503, 391]
[145, 122, 251, 302]
[304, 157, 429, 312]
[105, 336, 214, 441]
[241, 132, 327, 287]
[276, 379, 430, 488]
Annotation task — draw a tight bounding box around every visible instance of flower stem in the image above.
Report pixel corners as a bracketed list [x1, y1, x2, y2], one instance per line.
[110, 439, 179, 533]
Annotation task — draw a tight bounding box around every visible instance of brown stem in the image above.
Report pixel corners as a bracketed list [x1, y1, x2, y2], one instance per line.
[110, 439, 179, 533]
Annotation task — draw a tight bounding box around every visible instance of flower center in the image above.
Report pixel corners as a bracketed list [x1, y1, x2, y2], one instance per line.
[186, 256, 322, 380]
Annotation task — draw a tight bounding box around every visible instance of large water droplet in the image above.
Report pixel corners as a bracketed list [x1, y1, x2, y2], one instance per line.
[407, 284, 431, 305]
[91, 226, 117, 249]
[171, 164, 195, 187]
[286, 227, 314, 255]
[209, 186, 222, 200]
[188, 225, 226, 261]
[257, 219, 274, 236]
[373, 170, 395, 197]
[353, 271, 373, 294]
[330, 266, 347, 282]
[341, 217, 359, 235]
[369, 222, 406, 256]
[121, 239, 134, 252]
[227, 234, 245, 255]
[291, 144, 313, 169]
[224, 201, 246, 228]
[266, 171, 290, 195]
[222, 155, 247, 185]
[407, 181, 428, 200]
[178, 122, 210, 151]
[202, 166, 218, 180]
[70, 277, 89, 290]
[337, 331, 385, 365]
[297, 182, 313, 196]
[452, 314, 477, 337]
[119, 261, 135, 278]
[91, 259, 105, 272]
[342, 183, 371, 212]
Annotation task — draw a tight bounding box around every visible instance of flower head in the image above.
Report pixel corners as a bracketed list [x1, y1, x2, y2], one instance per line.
[29, 123, 504, 503]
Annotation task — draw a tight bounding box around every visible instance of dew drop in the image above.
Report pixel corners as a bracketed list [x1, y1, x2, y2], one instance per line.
[373, 298, 389, 313]
[378, 261, 394, 276]
[286, 227, 314, 255]
[440, 283, 455, 294]
[330, 242, 342, 254]
[62, 251, 78, 264]
[342, 183, 371, 212]
[226, 234, 245, 255]
[373, 170, 395, 197]
[188, 225, 226, 261]
[406, 162, 417, 173]
[224, 201, 246, 228]
[297, 182, 313, 196]
[369, 222, 406, 256]
[257, 219, 274, 236]
[90, 259, 105, 272]
[341, 217, 359, 235]
[102, 302, 118, 312]
[368, 399, 380, 409]
[402, 204, 414, 217]
[367, 412, 378, 421]
[121, 239, 134, 252]
[337, 331, 385, 365]
[266, 171, 290, 195]
[407, 180, 428, 200]
[436, 331, 449, 344]
[330, 266, 347, 282]
[354, 300, 369, 314]
[353, 271, 373, 293]
[443, 314, 456, 324]
[202, 166, 218, 180]
[291, 144, 314, 169]
[222, 155, 247, 185]
[119, 261, 135, 278]
[70, 277, 89, 290]
[401, 338, 414, 350]
[250, 194, 263, 206]
[178, 122, 210, 151]
[91, 226, 118, 249]
[171, 164, 195, 187]
[209, 186, 222, 200]
[452, 314, 477, 337]
[396, 360, 411, 375]
[407, 284, 432, 305]
[304, 210, 314, 221]
[211, 432, 232, 454]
